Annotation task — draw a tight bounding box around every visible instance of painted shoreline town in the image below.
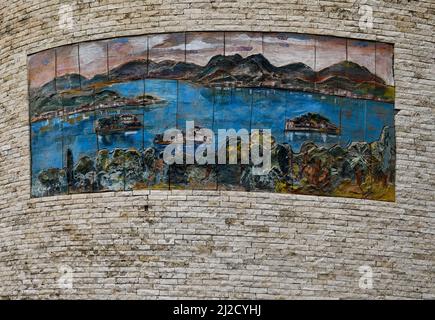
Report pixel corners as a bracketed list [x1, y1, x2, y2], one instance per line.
[29, 32, 395, 201]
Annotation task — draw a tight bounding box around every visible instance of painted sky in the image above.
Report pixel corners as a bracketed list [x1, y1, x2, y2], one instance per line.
[315, 36, 347, 71]
[263, 33, 315, 69]
[108, 36, 147, 69]
[186, 32, 224, 66]
[28, 49, 55, 89]
[376, 43, 394, 86]
[149, 33, 185, 63]
[28, 32, 394, 88]
[56, 44, 79, 78]
[348, 40, 376, 75]
[79, 41, 108, 79]
[225, 32, 263, 57]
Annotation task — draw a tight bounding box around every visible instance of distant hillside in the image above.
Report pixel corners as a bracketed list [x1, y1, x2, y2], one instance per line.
[108, 60, 147, 81]
[316, 61, 384, 84]
[148, 60, 201, 79]
[104, 54, 394, 101]
[30, 53, 395, 109]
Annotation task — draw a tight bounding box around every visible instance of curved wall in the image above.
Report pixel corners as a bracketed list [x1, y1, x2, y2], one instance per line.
[0, 0, 433, 299]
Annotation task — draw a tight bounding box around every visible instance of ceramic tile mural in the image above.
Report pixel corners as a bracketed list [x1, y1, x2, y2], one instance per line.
[29, 32, 395, 201]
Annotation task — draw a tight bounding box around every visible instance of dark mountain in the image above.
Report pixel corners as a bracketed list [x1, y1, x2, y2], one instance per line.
[278, 62, 316, 82]
[30, 79, 55, 99]
[30, 74, 85, 102]
[189, 55, 389, 98]
[195, 54, 244, 81]
[148, 60, 201, 79]
[108, 59, 147, 81]
[243, 53, 277, 73]
[29, 78, 58, 114]
[194, 53, 315, 87]
[316, 61, 385, 84]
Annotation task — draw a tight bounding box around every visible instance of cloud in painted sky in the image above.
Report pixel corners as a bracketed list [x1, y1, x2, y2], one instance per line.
[263, 33, 315, 68]
[186, 32, 224, 66]
[108, 36, 147, 69]
[149, 33, 185, 63]
[225, 32, 263, 57]
[79, 41, 108, 79]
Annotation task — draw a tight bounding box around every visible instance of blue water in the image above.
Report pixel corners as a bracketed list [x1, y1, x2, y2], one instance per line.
[31, 79, 394, 177]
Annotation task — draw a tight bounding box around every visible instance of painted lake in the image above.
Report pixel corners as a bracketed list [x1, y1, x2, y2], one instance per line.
[31, 79, 394, 179]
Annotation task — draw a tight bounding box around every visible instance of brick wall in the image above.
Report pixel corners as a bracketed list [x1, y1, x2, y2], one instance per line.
[0, 0, 433, 299]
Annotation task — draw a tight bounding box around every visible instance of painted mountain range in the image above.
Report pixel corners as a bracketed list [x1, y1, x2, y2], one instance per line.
[29, 53, 394, 117]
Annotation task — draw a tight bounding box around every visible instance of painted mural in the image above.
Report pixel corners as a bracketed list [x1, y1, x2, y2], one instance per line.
[28, 32, 395, 201]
